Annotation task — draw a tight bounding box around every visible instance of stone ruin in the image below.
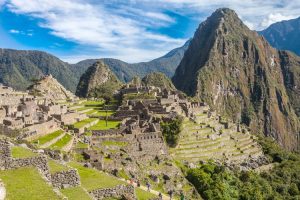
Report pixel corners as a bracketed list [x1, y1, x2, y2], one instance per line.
[0, 139, 80, 189]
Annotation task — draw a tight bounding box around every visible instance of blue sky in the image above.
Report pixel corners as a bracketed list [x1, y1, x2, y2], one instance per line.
[0, 0, 299, 63]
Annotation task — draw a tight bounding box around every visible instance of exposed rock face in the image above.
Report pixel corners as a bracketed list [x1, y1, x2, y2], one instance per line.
[259, 17, 300, 56]
[75, 61, 122, 98]
[172, 8, 300, 150]
[28, 75, 75, 101]
[142, 72, 176, 91]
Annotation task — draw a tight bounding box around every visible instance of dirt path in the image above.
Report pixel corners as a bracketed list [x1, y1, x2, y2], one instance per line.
[123, 179, 170, 200]
[0, 180, 6, 200]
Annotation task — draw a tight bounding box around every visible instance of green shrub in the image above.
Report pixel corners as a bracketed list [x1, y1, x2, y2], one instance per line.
[161, 117, 183, 147]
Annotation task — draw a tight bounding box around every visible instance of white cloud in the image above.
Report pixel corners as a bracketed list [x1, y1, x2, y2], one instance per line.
[261, 13, 297, 28]
[136, 0, 300, 30]
[5, 0, 300, 62]
[7, 0, 185, 62]
[9, 29, 20, 34]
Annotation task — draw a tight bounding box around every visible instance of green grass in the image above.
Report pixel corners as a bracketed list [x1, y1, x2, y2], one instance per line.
[91, 110, 115, 117]
[102, 141, 128, 147]
[68, 162, 125, 191]
[76, 141, 89, 149]
[73, 118, 98, 129]
[48, 160, 69, 174]
[0, 167, 60, 200]
[135, 188, 157, 200]
[117, 169, 130, 180]
[61, 186, 92, 200]
[83, 100, 105, 106]
[50, 134, 73, 150]
[88, 120, 120, 130]
[76, 107, 92, 111]
[33, 130, 64, 146]
[11, 146, 37, 158]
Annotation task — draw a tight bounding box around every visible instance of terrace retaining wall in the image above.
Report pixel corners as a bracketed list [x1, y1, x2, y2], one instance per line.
[89, 184, 136, 200]
[51, 169, 80, 189]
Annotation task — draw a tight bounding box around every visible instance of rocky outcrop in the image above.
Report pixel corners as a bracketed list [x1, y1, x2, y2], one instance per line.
[142, 72, 176, 91]
[75, 61, 122, 99]
[172, 8, 300, 150]
[28, 75, 75, 101]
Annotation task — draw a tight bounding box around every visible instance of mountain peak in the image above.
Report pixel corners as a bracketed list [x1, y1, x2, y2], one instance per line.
[75, 61, 121, 99]
[172, 8, 300, 150]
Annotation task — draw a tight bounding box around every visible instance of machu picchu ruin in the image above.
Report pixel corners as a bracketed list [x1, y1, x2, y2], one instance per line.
[0, 72, 271, 200]
[1, 3, 300, 200]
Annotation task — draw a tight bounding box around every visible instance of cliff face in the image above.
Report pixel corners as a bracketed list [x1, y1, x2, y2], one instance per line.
[75, 61, 121, 99]
[172, 8, 300, 150]
[142, 72, 176, 90]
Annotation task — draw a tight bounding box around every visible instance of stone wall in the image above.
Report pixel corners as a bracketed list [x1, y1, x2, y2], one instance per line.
[51, 169, 80, 189]
[0, 140, 80, 189]
[2, 155, 51, 180]
[89, 184, 136, 200]
[0, 140, 11, 166]
[19, 119, 60, 141]
[74, 119, 99, 134]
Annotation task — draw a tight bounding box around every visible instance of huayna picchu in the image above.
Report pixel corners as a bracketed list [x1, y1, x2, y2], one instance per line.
[1, 3, 300, 200]
[173, 8, 300, 151]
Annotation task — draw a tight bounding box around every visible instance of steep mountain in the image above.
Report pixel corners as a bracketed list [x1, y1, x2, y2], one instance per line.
[28, 75, 75, 101]
[75, 61, 122, 99]
[172, 8, 300, 150]
[142, 72, 176, 90]
[0, 49, 77, 92]
[260, 17, 300, 56]
[71, 40, 190, 82]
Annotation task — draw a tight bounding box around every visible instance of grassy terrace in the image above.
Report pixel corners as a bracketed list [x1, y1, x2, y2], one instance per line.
[135, 188, 157, 200]
[50, 134, 73, 150]
[102, 141, 128, 147]
[32, 130, 64, 146]
[89, 110, 115, 117]
[48, 159, 69, 174]
[88, 120, 120, 131]
[73, 118, 98, 129]
[0, 167, 60, 200]
[76, 141, 89, 149]
[68, 162, 125, 191]
[61, 186, 92, 200]
[11, 146, 37, 158]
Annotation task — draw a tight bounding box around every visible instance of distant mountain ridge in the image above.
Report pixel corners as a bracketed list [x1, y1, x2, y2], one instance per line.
[70, 40, 190, 82]
[0, 40, 190, 93]
[0, 48, 78, 92]
[260, 17, 300, 56]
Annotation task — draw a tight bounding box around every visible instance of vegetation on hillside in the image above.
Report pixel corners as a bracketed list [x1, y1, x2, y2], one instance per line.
[0, 49, 78, 92]
[184, 136, 300, 200]
[142, 72, 176, 90]
[75, 61, 122, 101]
[161, 117, 183, 147]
